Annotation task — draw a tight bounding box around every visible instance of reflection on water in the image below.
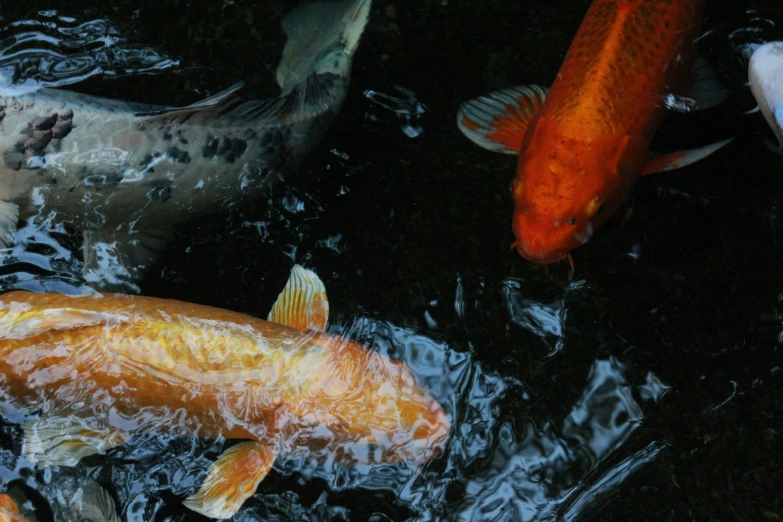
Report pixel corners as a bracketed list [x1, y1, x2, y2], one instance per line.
[0, 10, 177, 90]
[364, 85, 429, 139]
[503, 279, 567, 356]
[454, 357, 665, 522]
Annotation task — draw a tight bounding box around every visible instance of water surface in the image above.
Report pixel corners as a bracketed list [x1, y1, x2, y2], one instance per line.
[1, 0, 782, 520]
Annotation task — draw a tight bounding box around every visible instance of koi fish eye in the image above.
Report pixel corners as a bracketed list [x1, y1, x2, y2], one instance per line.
[586, 196, 605, 219]
[565, 216, 577, 225]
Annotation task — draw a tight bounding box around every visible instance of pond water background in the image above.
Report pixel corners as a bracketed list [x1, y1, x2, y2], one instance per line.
[0, 0, 782, 520]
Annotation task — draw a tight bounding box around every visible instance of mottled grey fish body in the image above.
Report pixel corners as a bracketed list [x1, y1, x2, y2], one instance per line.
[3, 469, 119, 522]
[0, 0, 371, 290]
[0, 76, 344, 228]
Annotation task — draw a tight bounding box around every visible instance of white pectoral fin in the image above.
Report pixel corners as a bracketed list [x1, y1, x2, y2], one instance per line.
[642, 138, 734, 176]
[23, 417, 130, 467]
[0, 201, 19, 248]
[267, 264, 329, 332]
[182, 441, 278, 520]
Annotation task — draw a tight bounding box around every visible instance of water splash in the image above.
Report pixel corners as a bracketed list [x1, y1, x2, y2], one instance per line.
[0, 10, 177, 90]
[364, 86, 429, 138]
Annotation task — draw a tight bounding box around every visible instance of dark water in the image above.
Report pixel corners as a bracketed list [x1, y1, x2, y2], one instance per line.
[0, 0, 782, 521]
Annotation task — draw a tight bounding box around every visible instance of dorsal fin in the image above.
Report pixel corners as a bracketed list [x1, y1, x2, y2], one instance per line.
[136, 74, 340, 128]
[133, 81, 245, 118]
[267, 265, 329, 332]
[0, 299, 128, 340]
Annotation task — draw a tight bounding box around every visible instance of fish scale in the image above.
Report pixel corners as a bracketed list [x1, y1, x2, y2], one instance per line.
[548, 0, 704, 140]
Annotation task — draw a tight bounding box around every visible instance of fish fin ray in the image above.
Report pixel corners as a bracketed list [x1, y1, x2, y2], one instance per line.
[267, 265, 329, 332]
[68, 476, 120, 522]
[182, 441, 277, 519]
[276, 0, 371, 92]
[683, 56, 729, 111]
[0, 201, 19, 248]
[23, 417, 130, 467]
[642, 138, 734, 176]
[82, 227, 174, 293]
[139, 0, 370, 128]
[457, 85, 548, 154]
[137, 73, 341, 127]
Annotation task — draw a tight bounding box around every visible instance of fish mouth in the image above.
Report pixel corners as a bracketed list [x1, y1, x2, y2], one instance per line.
[514, 243, 568, 264]
[512, 219, 593, 264]
[513, 237, 573, 264]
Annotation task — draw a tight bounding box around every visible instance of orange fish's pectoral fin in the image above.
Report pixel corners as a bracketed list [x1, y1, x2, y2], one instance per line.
[267, 264, 329, 332]
[22, 416, 131, 467]
[457, 85, 548, 154]
[182, 441, 278, 519]
[641, 138, 734, 176]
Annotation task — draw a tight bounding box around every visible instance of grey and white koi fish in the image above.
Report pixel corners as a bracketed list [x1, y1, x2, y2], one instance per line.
[0, 0, 372, 291]
[749, 41, 783, 151]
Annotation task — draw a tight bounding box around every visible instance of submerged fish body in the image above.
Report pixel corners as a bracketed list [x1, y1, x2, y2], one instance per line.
[0, 0, 372, 290]
[749, 41, 783, 150]
[457, 0, 731, 263]
[1, 470, 119, 522]
[0, 266, 449, 519]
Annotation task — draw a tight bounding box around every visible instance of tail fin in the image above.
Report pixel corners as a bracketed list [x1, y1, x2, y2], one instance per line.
[276, 0, 372, 93]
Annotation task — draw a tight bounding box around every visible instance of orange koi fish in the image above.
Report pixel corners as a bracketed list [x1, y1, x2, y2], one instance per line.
[0, 266, 449, 519]
[458, 0, 732, 264]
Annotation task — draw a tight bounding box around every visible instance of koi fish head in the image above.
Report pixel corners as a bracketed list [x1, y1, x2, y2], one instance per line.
[304, 335, 451, 466]
[511, 131, 630, 263]
[361, 356, 451, 465]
